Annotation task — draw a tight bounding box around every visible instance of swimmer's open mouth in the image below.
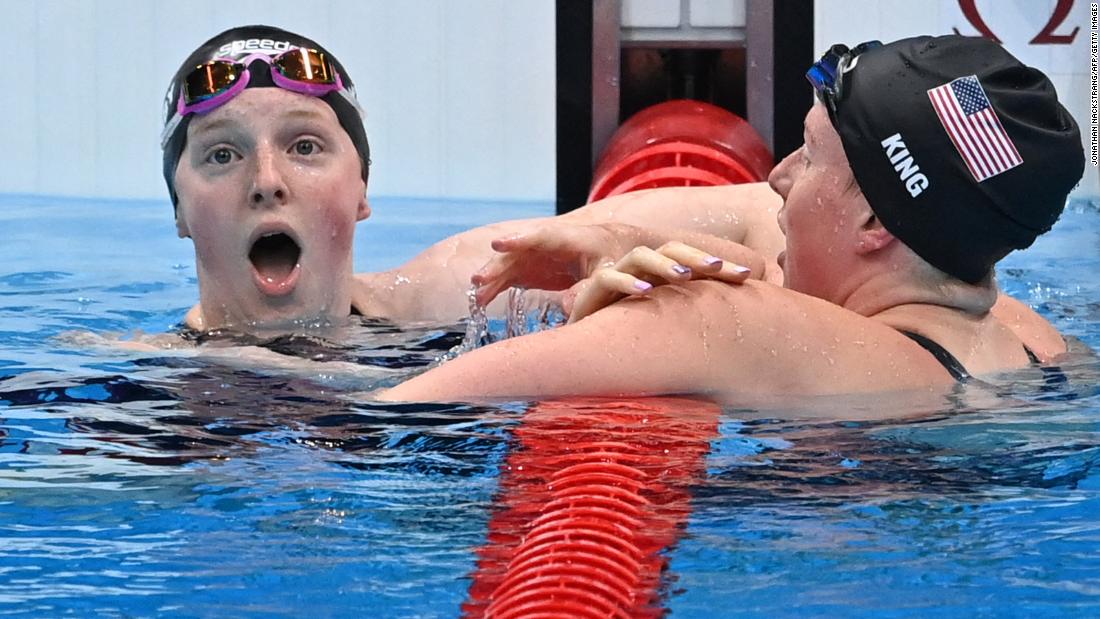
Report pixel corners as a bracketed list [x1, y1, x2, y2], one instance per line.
[249, 232, 301, 294]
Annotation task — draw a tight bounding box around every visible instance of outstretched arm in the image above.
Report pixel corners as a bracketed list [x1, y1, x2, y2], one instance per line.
[469, 222, 765, 309]
[353, 218, 543, 322]
[358, 183, 784, 323]
[559, 182, 784, 258]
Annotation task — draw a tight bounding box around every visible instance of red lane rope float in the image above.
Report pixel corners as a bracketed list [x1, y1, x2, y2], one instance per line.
[463, 397, 722, 618]
[587, 99, 773, 203]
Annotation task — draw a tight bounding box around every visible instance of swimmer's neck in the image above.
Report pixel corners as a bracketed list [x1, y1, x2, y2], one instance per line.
[185, 300, 362, 334]
[838, 269, 999, 322]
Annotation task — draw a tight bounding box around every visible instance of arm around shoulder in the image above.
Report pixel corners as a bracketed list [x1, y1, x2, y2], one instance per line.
[377, 280, 834, 402]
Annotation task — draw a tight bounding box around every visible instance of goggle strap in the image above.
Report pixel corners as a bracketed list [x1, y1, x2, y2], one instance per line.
[160, 113, 183, 150]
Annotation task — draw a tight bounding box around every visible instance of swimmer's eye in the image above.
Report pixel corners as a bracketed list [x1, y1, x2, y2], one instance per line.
[292, 139, 321, 156]
[207, 147, 237, 165]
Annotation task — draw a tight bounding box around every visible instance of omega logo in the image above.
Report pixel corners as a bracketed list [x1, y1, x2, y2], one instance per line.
[955, 0, 1079, 45]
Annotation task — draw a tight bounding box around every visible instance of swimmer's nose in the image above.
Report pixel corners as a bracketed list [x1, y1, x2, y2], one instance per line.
[250, 148, 288, 207]
[767, 148, 797, 200]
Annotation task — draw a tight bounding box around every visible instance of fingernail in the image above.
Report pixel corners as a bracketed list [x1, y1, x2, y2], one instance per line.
[672, 264, 692, 275]
[634, 280, 653, 292]
[703, 256, 723, 266]
[731, 264, 751, 274]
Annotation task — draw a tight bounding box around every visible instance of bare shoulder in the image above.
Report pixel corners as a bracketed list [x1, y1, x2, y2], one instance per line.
[379, 278, 953, 403]
[351, 272, 443, 321]
[648, 280, 955, 394]
[349, 273, 385, 317]
[352, 218, 551, 323]
[990, 293, 1066, 360]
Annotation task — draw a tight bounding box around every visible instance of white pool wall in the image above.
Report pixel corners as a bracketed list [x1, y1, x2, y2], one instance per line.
[0, 0, 555, 202]
[0, 0, 1094, 202]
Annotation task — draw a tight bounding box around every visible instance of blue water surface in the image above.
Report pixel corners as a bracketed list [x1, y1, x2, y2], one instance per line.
[1, 194, 1099, 617]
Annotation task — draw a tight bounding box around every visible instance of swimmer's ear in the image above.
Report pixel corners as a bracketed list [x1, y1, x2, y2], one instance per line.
[357, 194, 371, 221]
[855, 213, 895, 254]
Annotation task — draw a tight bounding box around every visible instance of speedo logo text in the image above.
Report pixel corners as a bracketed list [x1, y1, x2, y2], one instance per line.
[880, 133, 929, 198]
[218, 39, 294, 57]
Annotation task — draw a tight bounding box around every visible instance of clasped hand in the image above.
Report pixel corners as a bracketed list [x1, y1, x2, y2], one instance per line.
[471, 222, 753, 323]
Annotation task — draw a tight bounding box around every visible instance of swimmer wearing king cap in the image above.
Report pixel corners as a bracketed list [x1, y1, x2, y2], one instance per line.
[381, 35, 1087, 403]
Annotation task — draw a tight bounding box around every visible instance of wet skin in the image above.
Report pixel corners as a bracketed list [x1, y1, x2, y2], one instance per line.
[770, 104, 869, 304]
[173, 88, 370, 331]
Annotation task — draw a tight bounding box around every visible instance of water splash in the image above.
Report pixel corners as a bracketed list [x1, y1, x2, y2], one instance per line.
[505, 288, 566, 337]
[506, 287, 527, 339]
[438, 287, 567, 364]
[437, 286, 490, 363]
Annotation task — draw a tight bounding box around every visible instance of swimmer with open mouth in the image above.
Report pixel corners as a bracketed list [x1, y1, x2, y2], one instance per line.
[162, 26, 372, 331]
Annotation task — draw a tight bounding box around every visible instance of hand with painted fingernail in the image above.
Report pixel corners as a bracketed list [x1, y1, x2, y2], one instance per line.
[566, 242, 753, 323]
[470, 222, 646, 307]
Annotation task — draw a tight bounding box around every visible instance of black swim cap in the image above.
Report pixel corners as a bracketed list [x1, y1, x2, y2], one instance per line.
[161, 25, 370, 209]
[830, 35, 1083, 283]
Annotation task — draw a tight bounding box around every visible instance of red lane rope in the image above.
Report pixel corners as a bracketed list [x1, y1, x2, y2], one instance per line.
[463, 397, 721, 618]
[587, 99, 773, 203]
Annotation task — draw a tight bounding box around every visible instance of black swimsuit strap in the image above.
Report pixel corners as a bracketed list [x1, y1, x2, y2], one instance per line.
[1022, 344, 1070, 387]
[899, 332, 1068, 386]
[897, 330, 972, 382]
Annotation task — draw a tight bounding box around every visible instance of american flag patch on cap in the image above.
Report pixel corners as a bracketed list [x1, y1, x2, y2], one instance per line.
[927, 75, 1023, 182]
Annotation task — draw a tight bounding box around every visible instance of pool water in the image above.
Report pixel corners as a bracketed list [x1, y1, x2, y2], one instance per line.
[2, 194, 1100, 617]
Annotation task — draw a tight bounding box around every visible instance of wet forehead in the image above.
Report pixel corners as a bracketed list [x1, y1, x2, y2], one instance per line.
[803, 104, 831, 146]
[187, 88, 339, 136]
[802, 103, 847, 160]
